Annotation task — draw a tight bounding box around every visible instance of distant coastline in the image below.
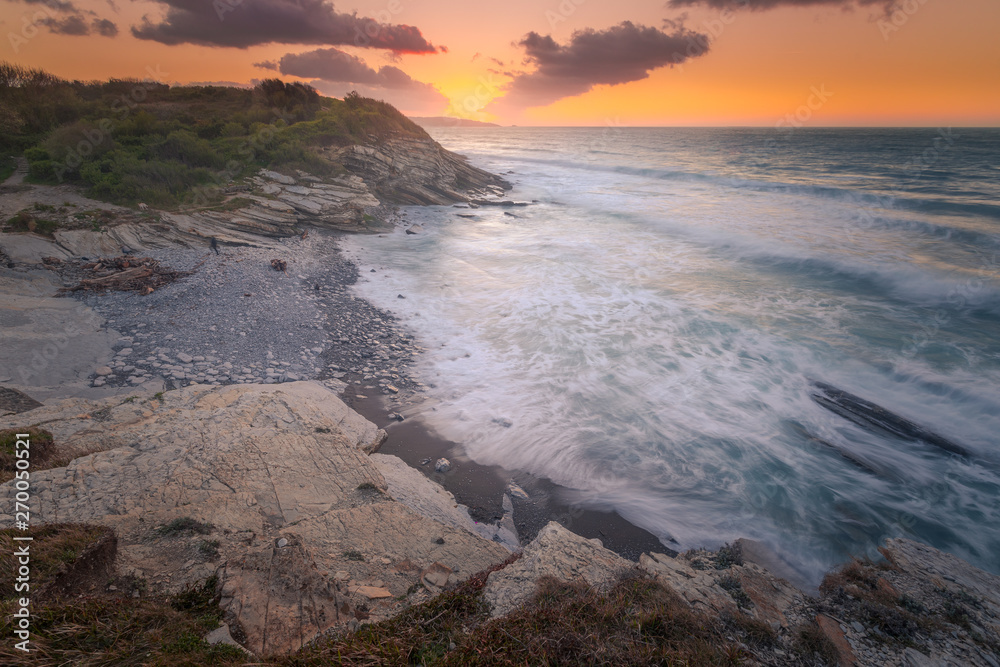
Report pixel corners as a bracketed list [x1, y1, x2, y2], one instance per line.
[409, 116, 501, 128]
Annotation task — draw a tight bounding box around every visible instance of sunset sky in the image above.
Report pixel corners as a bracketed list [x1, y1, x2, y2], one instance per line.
[1, 0, 997, 126]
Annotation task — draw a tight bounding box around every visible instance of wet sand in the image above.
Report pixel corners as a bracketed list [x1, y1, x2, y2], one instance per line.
[348, 393, 671, 561]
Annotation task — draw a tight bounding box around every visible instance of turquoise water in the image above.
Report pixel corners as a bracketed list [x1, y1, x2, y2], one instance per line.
[345, 128, 1000, 580]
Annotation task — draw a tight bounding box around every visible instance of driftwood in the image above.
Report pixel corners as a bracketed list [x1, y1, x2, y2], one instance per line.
[59, 256, 190, 295]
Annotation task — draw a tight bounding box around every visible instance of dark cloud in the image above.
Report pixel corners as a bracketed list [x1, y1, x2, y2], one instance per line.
[5, 0, 79, 12]
[254, 47, 446, 114]
[131, 0, 439, 52]
[92, 17, 118, 36]
[488, 21, 710, 112]
[36, 13, 118, 37]
[666, 0, 891, 9]
[40, 14, 89, 34]
[263, 48, 433, 91]
[275, 47, 383, 83]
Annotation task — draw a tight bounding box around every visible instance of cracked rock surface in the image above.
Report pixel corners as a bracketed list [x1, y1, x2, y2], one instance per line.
[0, 381, 510, 656]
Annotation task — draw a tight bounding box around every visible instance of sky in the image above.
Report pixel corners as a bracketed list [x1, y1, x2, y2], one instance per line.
[1, 0, 998, 126]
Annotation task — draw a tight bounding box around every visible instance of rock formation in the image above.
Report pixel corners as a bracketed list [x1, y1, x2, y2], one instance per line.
[0, 382, 510, 655]
[1, 132, 512, 265]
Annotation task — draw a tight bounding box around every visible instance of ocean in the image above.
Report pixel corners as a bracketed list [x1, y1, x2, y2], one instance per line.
[343, 127, 1000, 581]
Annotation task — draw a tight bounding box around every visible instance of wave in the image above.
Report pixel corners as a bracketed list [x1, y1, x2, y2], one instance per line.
[502, 154, 1000, 222]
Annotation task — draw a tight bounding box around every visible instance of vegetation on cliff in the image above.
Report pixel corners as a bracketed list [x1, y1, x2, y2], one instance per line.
[0, 62, 428, 209]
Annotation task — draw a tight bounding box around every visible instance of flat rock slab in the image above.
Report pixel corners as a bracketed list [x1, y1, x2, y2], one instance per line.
[0, 270, 117, 397]
[0, 381, 510, 656]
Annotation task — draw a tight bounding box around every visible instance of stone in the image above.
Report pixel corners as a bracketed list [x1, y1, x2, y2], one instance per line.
[117, 348, 133, 356]
[348, 585, 393, 599]
[421, 562, 452, 589]
[434, 458, 451, 473]
[204, 623, 249, 654]
[483, 522, 631, 618]
[260, 169, 296, 185]
[506, 482, 529, 500]
[176, 352, 193, 363]
[405, 225, 423, 235]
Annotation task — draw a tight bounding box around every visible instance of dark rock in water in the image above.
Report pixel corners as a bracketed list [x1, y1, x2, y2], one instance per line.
[787, 420, 887, 477]
[471, 199, 530, 207]
[809, 381, 971, 458]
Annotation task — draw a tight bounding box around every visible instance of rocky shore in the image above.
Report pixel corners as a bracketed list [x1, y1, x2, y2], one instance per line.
[2, 134, 999, 665]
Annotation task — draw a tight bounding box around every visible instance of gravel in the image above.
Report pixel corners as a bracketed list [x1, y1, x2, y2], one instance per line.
[68, 230, 423, 401]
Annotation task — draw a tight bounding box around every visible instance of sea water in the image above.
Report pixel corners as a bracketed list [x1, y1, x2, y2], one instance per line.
[343, 127, 1000, 581]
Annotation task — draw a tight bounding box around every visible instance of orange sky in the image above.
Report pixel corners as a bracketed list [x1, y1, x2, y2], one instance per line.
[1, 0, 998, 126]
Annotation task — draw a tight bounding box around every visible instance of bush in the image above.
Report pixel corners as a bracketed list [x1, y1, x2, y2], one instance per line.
[28, 159, 58, 182]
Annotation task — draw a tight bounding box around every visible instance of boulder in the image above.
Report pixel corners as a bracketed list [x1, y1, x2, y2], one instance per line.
[483, 521, 630, 618]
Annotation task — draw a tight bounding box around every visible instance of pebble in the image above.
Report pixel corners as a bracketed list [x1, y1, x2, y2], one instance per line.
[434, 458, 451, 473]
[72, 231, 423, 403]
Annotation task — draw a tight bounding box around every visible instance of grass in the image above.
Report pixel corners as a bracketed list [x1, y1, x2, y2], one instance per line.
[0, 154, 15, 181]
[3, 210, 60, 237]
[2, 61, 430, 210]
[795, 624, 840, 666]
[155, 517, 214, 536]
[288, 563, 748, 667]
[198, 539, 221, 560]
[0, 524, 110, 601]
[820, 556, 933, 644]
[715, 542, 743, 569]
[0, 573, 246, 666]
[0, 427, 57, 483]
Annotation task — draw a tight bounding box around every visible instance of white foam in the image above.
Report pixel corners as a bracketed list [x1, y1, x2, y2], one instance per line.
[341, 133, 1000, 579]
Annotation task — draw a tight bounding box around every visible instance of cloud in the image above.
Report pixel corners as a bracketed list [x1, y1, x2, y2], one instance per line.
[131, 0, 439, 52]
[5, 0, 79, 12]
[255, 47, 446, 114]
[40, 14, 89, 34]
[272, 47, 385, 83]
[488, 21, 710, 112]
[92, 17, 118, 36]
[36, 13, 118, 36]
[666, 0, 891, 9]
